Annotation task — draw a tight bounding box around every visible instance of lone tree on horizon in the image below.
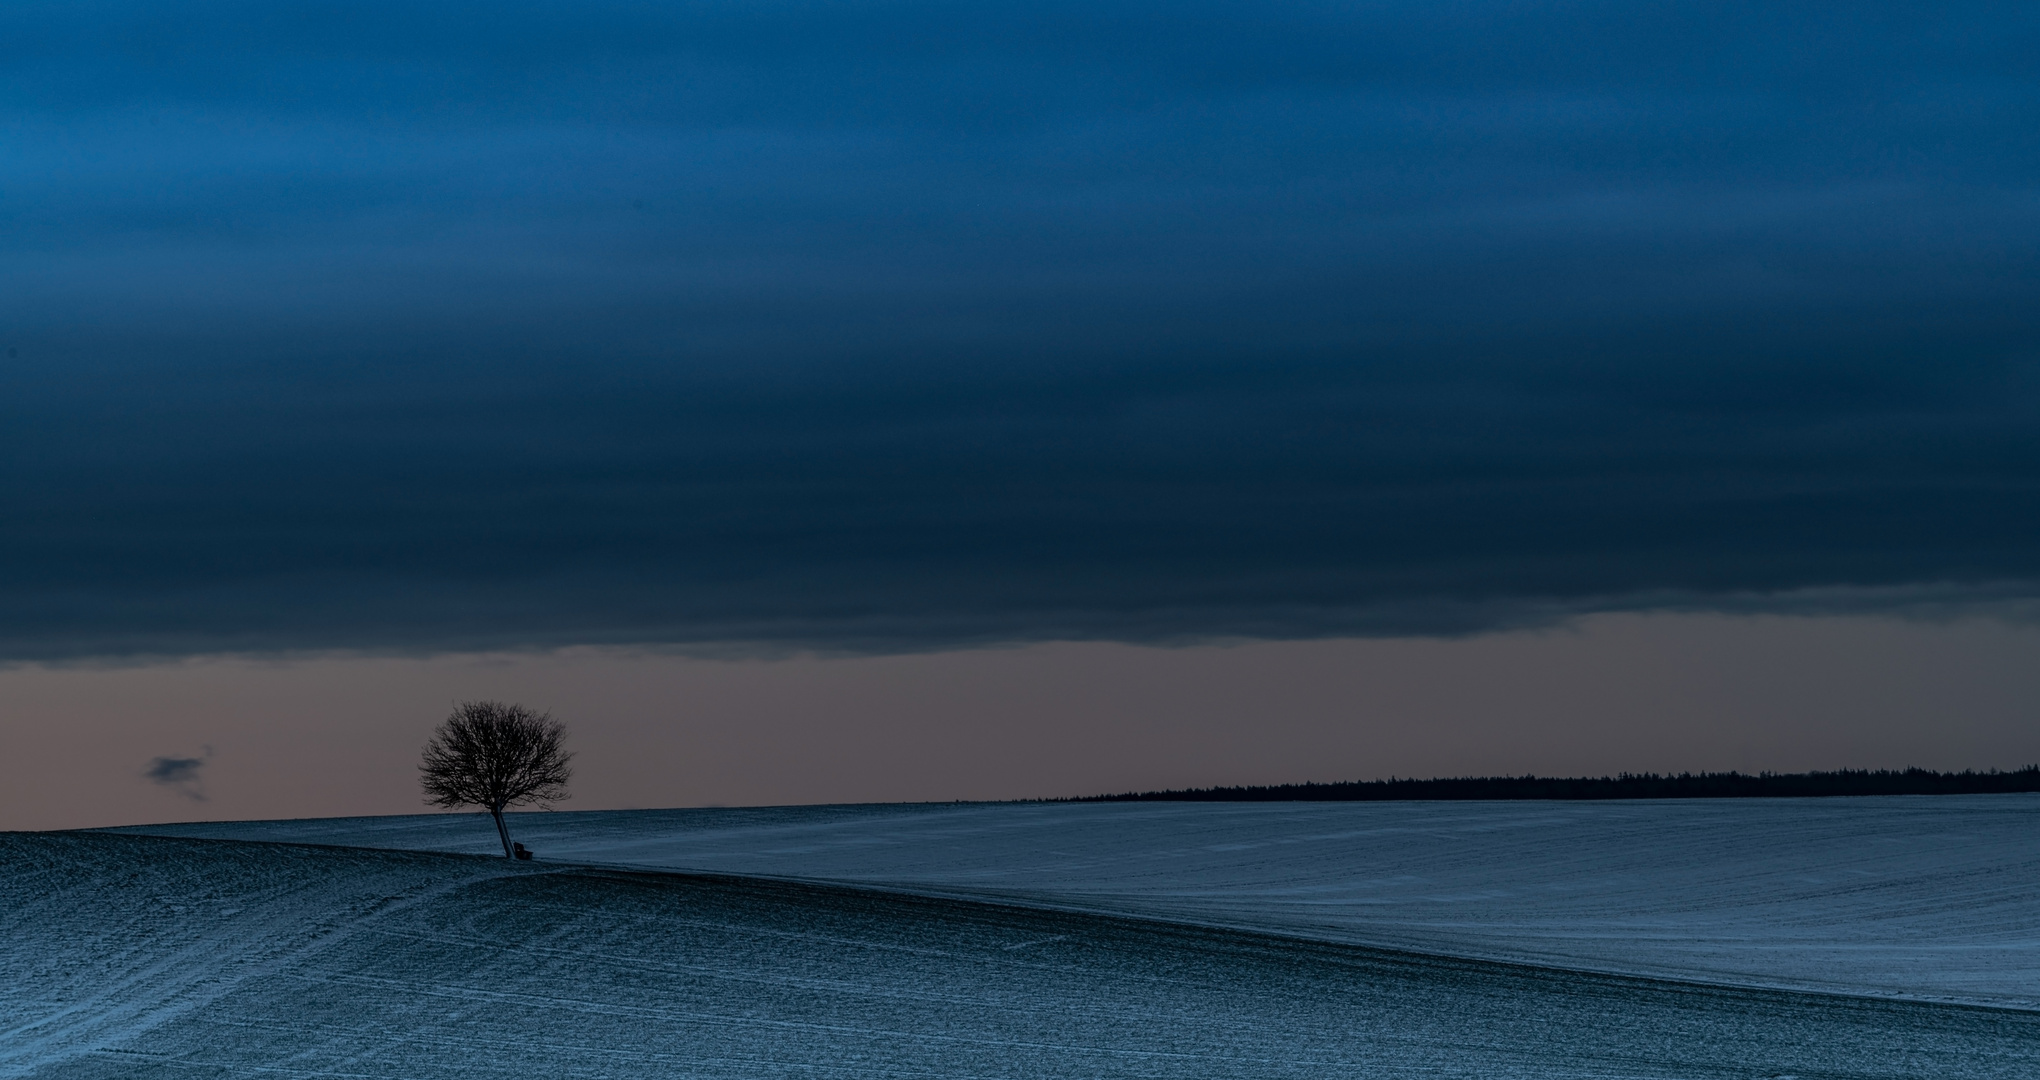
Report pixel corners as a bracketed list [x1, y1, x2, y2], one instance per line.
[420, 701, 573, 857]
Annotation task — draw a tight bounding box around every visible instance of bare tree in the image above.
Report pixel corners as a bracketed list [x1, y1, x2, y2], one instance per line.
[420, 701, 573, 857]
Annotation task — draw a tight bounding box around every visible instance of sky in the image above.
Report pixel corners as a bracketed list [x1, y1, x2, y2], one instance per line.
[3, 2, 2038, 827]
[9, 614, 2040, 831]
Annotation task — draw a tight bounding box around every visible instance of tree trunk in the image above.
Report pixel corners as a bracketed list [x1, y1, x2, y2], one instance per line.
[490, 805, 513, 858]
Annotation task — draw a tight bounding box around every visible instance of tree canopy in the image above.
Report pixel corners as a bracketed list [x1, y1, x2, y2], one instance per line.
[420, 701, 572, 856]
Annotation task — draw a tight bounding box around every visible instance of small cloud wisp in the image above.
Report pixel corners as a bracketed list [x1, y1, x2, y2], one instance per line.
[143, 747, 213, 802]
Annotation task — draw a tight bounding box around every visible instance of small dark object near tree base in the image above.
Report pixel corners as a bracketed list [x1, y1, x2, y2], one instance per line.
[420, 701, 573, 857]
[513, 843, 533, 860]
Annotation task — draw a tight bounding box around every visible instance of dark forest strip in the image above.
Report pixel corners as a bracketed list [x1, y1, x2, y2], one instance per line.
[1078, 767, 2040, 802]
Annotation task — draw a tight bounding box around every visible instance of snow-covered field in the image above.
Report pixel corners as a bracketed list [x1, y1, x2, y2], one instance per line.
[6, 830, 2036, 1079]
[128, 796, 2040, 1007]
[7, 797, 2033, 1077]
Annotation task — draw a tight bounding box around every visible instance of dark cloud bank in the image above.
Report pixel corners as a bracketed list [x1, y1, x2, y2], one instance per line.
[2, 1, 2037, 659]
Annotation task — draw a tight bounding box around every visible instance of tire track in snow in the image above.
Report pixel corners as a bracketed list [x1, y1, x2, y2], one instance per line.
[0, 834, 515, 1077]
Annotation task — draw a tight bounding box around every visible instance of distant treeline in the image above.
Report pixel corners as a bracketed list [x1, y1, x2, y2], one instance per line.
[1077, 767, 2040, 802]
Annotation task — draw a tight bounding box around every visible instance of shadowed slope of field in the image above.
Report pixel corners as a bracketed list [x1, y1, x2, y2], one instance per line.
[127, 796, 2040, 1008]
[9, 832, 2038, 1079]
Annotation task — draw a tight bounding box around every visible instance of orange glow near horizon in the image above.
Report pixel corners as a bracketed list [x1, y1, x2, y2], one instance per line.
[5, 611, 2039, 832]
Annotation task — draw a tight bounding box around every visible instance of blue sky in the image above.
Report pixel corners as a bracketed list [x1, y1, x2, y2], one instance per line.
[5, 0, 2038, 658]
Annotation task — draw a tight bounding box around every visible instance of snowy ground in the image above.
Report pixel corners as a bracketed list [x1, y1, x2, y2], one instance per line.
[126, 795, 2040, 1008]
[9, 829, 2039, 1079]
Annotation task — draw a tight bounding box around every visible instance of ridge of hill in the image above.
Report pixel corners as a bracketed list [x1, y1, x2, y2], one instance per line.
[120, 795, 2040, 1009]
